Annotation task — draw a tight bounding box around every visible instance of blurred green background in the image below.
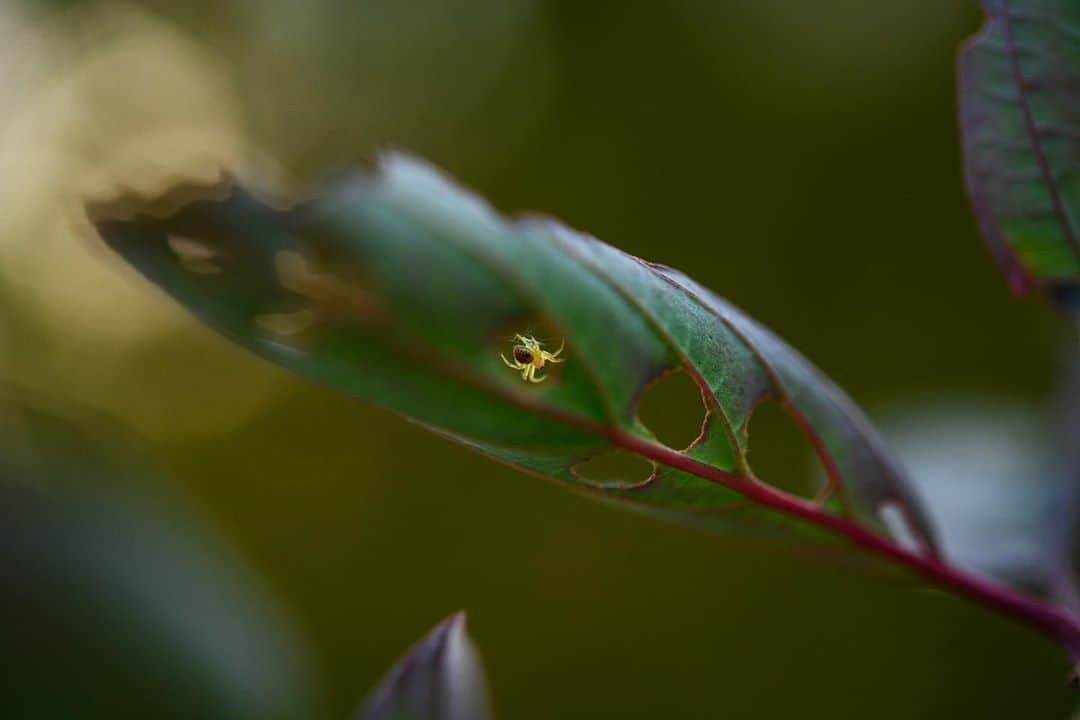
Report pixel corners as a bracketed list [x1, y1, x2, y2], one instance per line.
[0, 0, 1075, 717]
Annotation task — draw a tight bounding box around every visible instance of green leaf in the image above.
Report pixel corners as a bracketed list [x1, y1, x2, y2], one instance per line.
[0, 395, 318, 719]
[959, 0, 1080, 300]
[356, 612, 493, 720]
[91, 153, 936, 553]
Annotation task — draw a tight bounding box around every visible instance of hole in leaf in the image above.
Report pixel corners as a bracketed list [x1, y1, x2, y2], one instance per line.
[491, 314, 567, 384]
[571, 450, 655, 489]
[492, 315, 564, 353]
[637, 369, 707, 450]
[745, 400, 826, 500]
[878, 500, 925, 554]
[255, 308, 317, 338]
[273, 250, 385, 327]
[167, 234, 222, 274]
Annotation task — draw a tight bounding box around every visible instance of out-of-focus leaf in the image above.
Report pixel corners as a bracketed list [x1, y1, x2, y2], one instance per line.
[91, 153, 937, 553]
[0, 395, 318, 719]
[356, 612, 492, 720]
[958, 0, 1080, 299]
[883, 398, 1080, 609]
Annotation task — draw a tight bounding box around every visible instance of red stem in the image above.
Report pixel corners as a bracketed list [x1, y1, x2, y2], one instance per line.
[612, 430, 1080, 662]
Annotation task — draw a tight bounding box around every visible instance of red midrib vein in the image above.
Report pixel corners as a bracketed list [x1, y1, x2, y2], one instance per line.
[999, 0, 1080, 262]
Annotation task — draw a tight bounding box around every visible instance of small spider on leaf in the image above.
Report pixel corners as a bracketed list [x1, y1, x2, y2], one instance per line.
[501, 334, 564, 383]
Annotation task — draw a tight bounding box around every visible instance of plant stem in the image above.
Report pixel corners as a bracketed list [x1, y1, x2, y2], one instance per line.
[613, 429, 1080, 663]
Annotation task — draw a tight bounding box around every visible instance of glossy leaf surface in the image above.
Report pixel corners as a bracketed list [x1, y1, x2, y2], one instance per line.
[92, 154, 936, 551]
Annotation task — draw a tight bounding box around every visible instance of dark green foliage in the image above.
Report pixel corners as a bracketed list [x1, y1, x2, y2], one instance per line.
[92, 155, 937, 555]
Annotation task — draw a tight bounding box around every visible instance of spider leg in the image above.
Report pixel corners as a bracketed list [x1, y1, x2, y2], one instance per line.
[550, 339, 565, 357]
[521, 366, 531, 381]
[501, 353, 519, 369]
[529, 368, 547, 383]
[542, 350, 564, 364]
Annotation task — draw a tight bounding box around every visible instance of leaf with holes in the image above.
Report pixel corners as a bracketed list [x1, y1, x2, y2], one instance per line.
[959, 0, 1080, 301]
[356, 612, 492, 720]
[90, 153, 937, 555]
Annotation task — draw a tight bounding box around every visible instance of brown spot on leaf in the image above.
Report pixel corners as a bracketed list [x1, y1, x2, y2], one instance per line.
[254, 308, 317, 338]
[273, 250, 384, 326]
[167, 234, 221, 274]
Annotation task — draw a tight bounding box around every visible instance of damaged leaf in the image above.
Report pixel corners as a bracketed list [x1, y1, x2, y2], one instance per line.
[91, 153, 937, 554]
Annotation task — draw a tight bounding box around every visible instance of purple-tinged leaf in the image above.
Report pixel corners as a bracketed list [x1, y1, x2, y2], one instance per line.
[89, 153, 939, 557]
[959, 0, 1080, 300]
[357, 612, 492, 720]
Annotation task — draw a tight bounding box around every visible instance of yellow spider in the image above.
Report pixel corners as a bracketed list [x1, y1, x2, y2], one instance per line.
[501, 334, 564, 383]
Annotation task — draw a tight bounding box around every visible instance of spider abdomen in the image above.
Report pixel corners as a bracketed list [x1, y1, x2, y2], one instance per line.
[513, 346, 534, 365]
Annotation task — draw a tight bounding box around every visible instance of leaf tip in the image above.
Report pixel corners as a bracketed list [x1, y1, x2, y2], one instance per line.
[357, 610, 492, 720]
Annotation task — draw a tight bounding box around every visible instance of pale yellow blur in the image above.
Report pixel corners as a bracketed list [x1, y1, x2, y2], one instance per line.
[0, 3, 284, 439]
